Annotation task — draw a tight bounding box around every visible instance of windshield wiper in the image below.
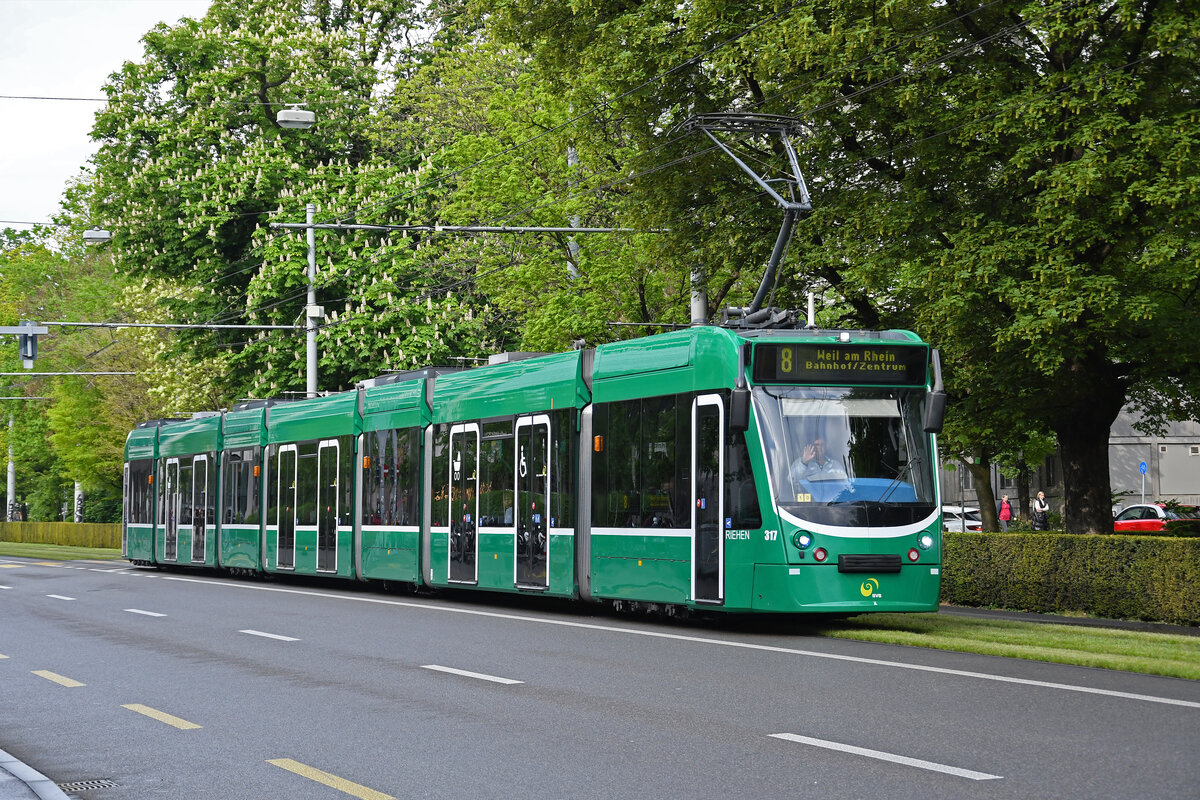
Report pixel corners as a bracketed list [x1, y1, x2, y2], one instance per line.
[879, 456, 921, 504]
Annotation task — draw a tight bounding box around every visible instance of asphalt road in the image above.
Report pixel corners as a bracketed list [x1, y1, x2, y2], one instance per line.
[2, 556, 1198, 799]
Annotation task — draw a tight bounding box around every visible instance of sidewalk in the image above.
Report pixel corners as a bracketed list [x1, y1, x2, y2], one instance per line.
[0, 750, 70, 800]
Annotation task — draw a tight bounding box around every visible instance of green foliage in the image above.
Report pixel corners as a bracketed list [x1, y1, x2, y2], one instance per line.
[45, 378, 124, 497]
[377, 34, 682, 352]
[943, 532, 1200, 626]
[1, 220, 157, 522]
[10, 1, 1200, 536]
[484, 0, 1200, 534]
[1158, 519, 1200, 538]
[90, 0, 451, 398]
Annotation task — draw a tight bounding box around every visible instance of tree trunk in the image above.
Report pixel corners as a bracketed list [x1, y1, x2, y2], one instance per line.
[967, 453, 998, 531]
[1016, 454, 1029, 522]
[1053, 368, 1126, 534]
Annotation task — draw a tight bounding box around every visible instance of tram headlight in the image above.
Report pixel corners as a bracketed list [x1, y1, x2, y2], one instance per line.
[918, 534, 934, 550]
[793, 532, 813, 550]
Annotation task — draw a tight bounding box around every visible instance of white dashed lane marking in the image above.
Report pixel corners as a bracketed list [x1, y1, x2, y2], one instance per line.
[770, 733, 1003, 781]
[239, 629, 299, 642]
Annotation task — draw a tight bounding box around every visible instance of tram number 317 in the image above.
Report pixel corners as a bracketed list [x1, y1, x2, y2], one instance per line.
[764, 530, 779, 541]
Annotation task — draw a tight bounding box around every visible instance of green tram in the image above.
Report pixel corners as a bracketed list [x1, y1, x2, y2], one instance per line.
[122, 326, 946, 615]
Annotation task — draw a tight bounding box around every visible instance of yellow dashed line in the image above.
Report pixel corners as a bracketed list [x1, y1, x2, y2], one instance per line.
[0, 564, 25, 569]
[268, 759, 396, 800]
[122, 704, 202, 730]
[32, 670, 84, 687]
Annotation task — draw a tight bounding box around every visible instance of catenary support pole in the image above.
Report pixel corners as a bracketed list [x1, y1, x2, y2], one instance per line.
[306, 202, 318, 399]
[6, 416, 14, 522]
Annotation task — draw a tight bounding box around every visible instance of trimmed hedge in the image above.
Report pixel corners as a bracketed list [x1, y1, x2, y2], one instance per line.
[1161, 519, 1200, 537]
[0, 522, 120, 549]
[943, 532, 1200, 626]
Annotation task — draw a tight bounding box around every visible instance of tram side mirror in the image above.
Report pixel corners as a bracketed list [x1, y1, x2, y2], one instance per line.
[730, 387, 751, 433]
[923, 390, 946, 434]
[923, 348, 946, 434]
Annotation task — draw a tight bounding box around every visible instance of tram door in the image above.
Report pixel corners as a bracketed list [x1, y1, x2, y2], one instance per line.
[277, 446, 297, 570]
[122, 464, 130, 559]
[692, 395, 724, 604]
[164, 458, 180, 561]
[515, 415, 550, 589]
[191, 456, 208, 563]
[316, 441, 339, 572]
[449, 425, 479, 583]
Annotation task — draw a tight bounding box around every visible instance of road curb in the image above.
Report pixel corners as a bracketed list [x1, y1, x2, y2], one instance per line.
[0, 749, 70, 800]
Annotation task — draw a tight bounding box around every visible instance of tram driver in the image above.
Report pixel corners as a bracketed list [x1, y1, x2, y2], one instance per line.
[789, 432, 847, 483]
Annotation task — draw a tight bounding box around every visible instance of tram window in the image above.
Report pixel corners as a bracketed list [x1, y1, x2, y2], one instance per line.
[364, 431, 391, 525]
[244, 453, 258, 524]
[363, 434, 379, 525]
[296, 443, 319, 526]
[592, 396, 688, 528]
[608, 398, 641, 526]
[483, 419, 512, 438]
[128, 460, 153, 524]
[394, 429, 419, 526]
[246, 447, 262, 523]
[431, 425, 450, 527]
[365, 428, 421, 527]
[726, 429, 762, 529]
[642, 395, 682, 528]
[338, 435, 354, 527]
[196, 457, 211, 528]
[591, 405, 609, 526]
[179, 462, 194, 527]
[479, 434, 514, 527]
[223, 448, 258, 525]
[550, 409, 574, 527]
[266, 445, 282, 526]
[223, 451, 240, 523]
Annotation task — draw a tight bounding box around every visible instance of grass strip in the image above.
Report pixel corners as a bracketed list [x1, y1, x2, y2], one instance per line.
[0, 542, 122, 561]
[816, 612, 1200, 680]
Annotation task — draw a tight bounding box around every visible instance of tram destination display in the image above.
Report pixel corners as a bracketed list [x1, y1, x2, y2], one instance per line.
[752, 342, 928, 386]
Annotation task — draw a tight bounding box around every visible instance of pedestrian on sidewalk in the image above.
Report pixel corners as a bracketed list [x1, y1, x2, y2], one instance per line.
[1032, 491, 1050, 531]
[997, 494, 1014, 532]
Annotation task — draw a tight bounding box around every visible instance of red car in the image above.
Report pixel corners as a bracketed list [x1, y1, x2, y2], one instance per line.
[1112, 503, 1200, 533]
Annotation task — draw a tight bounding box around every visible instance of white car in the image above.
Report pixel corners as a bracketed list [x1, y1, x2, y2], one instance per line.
[942, 505, 983, 532]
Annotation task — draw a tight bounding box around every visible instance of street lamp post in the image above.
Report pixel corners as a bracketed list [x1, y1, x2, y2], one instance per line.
[6, 416, 14, 522]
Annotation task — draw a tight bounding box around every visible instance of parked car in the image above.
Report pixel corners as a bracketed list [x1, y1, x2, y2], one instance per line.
[1113, 503, 1200, 533]
[942, 505, 983, 532]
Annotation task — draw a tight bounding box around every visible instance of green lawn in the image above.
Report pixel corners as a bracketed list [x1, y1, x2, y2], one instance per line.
[814, 612, 1200, 680]
[3, 541, 1196, 680]
[0, 542, 122, 561]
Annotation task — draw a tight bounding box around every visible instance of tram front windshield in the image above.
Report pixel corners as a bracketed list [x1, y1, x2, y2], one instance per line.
[755, 386, 937, 528]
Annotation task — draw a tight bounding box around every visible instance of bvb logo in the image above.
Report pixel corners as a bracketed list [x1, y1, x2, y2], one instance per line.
[859, 578, 880, 597]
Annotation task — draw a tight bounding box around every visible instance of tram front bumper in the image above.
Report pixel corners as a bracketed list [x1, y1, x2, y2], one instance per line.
[750, 563, 940, 613]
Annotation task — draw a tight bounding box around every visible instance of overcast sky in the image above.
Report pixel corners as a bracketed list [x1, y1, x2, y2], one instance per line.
[0, 0, 212, 231]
